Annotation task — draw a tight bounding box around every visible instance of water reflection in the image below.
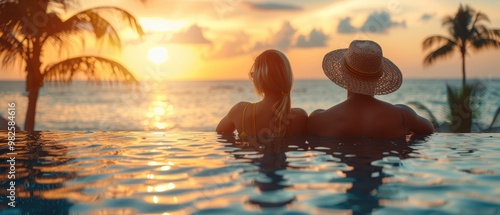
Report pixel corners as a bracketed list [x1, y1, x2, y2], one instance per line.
[143, 94, 176, 130]
[218, 134, 423, 213]
[308, 136, 420, 214]
[2, 132, 495, 214]
[0, 132, 76, 214]
[217, 136, 308, 207]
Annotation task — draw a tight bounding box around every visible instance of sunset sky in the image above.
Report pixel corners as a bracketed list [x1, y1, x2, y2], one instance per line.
[2, 0, 500, 81]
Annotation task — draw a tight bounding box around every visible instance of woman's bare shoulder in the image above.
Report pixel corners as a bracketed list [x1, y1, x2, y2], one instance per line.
[291, 107, 307, 115]
[288, 107, 308, 136]
[228, 101, 250, 113]
[216, 101, 250, 133]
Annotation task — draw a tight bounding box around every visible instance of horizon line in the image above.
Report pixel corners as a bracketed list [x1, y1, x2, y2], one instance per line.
[1, 77, 500, 82]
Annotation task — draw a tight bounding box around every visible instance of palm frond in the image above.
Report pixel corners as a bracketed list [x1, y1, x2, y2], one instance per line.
[46, 0, 79, 11]
[0, 1, 23, 29]
[471, 24, 488, 36]
[470, 37, 500, 50]
[0, 32, 26, 66]
[445, 83, 485, 132]
[441, 15, 454, 27]
[486, 28, 500, 38]
[78, 6, 144, 38]
[37, 12, 82, 57]
[469, 12, 491, 37]
[45, 32, 82, 58]
[473, 11, 490, 23]
[43, 56, 138, 84]
[422, 35, 456, 50]
[44, 10, 122, 52]
[423, 43, 455, 65]
[44, 6, 143, 54]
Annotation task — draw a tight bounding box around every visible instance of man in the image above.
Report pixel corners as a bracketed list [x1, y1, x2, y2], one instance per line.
[307, 40, 434, 138]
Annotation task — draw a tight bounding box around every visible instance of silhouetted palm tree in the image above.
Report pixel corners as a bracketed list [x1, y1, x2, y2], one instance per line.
[423, 4, 500, 89]
[0, 0, 143, 131]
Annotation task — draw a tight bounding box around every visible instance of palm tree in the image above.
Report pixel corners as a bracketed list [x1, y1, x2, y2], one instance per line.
[0, 0, 144, 131]
[422, 4, 500, 89]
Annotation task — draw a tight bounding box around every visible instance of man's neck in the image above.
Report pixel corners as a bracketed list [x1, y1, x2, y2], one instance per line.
[347, 91, 375, 99]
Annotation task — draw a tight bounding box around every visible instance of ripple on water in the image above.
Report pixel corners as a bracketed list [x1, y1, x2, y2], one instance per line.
[301, 193, 350, 210]
[276, 170, 344, 184]
[285, 150, 326, 158]
[2, 132, 500, 215]
[288, 154, 342, 168]
[249, 190, 296, 207]
[216, 146, 240, 152]
[193, 164, 258, 177]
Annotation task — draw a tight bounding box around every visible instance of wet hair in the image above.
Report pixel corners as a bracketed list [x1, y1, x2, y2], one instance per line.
[250, 49, 293, 137]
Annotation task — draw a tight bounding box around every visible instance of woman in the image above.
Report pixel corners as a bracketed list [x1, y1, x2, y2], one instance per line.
[216, 49, 307, 140]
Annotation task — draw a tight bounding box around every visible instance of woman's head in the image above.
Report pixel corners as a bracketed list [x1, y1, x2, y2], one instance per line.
[250, 49, 293, 138]
[250, 49, 293, 97]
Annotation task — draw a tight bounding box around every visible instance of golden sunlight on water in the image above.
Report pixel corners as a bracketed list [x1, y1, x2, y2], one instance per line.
[143, 94, 176, 130]
[0, 132, 499, 214]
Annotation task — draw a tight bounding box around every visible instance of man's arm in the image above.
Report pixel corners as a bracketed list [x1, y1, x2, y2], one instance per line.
[396, 104, 434, 135]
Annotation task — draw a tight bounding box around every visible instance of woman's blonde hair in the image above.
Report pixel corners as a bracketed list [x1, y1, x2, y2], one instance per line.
[250, 49, 293, 137]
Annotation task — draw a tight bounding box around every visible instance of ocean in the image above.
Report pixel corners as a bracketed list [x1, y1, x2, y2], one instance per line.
[0, 79, 499, 131]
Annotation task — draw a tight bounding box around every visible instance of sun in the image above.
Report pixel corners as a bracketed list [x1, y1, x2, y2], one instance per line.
[148, 46, 169, 64]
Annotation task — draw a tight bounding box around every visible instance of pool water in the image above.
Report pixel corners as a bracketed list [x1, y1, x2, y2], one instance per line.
[0, 132, 499, 214]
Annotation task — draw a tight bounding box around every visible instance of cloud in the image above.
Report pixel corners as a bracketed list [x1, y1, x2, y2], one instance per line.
[296, 29, 328, 48]
[245, 2, 302, 11]
[337, 17, 358, 34]
[169, 24, 211, 44]
[420, 13, 435, 21]
[208, 22, 330, 58]
[360, 11, 406, 33]
[209, 32, 251, 58]
[337, 11, 405, 34]
[253, 21, 297, 51]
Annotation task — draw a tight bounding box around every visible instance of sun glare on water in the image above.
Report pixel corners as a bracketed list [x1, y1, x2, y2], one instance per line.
[148, 46, 169, 64]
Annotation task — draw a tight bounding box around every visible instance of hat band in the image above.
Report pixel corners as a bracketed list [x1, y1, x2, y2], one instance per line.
[343, 58, 382, 80]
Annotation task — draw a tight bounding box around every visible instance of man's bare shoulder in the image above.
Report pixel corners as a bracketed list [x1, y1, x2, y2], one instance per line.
[309, 106, 345, 127]
[394, 104, 434, 134]
[311, 103, 345, 118]
[309, 109, 325, 117]
[394, 104, 418, 115]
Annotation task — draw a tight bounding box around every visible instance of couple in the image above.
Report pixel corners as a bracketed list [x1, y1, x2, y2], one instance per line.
[216, 40, 434, 139]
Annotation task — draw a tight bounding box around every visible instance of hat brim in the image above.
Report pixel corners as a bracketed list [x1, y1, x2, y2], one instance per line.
[322, 49, 402, 95]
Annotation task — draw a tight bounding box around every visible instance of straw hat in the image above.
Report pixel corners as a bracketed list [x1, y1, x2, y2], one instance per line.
[322, 40, 402, 95]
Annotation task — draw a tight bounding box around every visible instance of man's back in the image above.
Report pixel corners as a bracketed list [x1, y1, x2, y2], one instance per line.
[307, 94, 433, 138]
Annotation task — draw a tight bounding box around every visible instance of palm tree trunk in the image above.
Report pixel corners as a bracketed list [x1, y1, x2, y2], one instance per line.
[24, 38, 43, 131]
[24, 65, 43, 131]
[450, 47, 472, 133]
[461, 48, 466, 89]
[24, 86, 40, 131]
